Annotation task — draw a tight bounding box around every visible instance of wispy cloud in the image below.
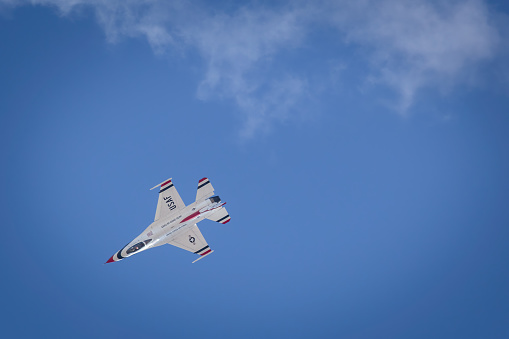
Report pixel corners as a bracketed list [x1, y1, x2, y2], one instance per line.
[183, 6, 308, 137]
[324, 0, 501, 112]
[2, 0, 506, 135]
[31, 0, 179, 50]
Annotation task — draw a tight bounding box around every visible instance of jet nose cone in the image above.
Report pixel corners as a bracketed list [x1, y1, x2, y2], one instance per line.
[105, 255, 115, 264]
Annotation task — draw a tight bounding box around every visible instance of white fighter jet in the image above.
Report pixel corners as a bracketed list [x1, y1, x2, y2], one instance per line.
[105, 177, 230, 264]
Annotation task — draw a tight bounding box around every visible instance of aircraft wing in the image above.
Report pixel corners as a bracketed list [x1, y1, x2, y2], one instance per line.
[166, 224, 214, 263]
[151, 178, 186, 221]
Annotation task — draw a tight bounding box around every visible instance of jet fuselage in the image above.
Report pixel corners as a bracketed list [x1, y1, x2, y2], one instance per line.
[106, 196, 225, 263]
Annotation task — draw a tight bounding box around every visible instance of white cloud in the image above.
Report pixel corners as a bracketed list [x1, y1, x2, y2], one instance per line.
[235, 76, 308, 138]
[187, 7, 304, 98]
[324, 0, 501, 111]
[1, 0, 505, 134]
[181, 6, 308, 137]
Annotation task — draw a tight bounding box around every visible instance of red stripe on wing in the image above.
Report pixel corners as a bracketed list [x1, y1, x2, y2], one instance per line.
[201, 249, 212, 256]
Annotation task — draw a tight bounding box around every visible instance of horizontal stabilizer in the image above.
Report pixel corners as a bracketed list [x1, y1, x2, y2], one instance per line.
[206, 207, 231, 224]
[196, 177, 215, 202]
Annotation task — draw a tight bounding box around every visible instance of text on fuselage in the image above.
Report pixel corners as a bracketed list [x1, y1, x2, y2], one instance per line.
[161, 214, 182, 228]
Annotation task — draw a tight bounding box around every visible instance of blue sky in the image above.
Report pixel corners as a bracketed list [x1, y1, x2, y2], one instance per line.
[1, 1, 509, 338]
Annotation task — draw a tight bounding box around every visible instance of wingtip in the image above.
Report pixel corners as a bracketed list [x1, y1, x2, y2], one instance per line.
[192, 250, 214, 263]
[150, 177, 173, 190]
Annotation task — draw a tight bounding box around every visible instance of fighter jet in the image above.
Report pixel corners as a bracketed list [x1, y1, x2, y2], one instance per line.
[105, 177, 230, 264]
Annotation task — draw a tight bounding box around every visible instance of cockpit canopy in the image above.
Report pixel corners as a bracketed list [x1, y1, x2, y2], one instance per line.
[126, 239, 152, 254]
[209, 196, 221, 203]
